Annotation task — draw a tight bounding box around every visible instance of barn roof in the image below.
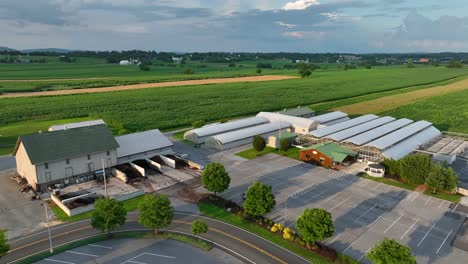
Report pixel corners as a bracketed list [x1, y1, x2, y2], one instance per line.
[303, 142, 357, 162]
[115, 129, 173, 158]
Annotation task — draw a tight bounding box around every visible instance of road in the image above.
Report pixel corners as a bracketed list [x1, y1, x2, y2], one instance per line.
[3, 212, 311, 264]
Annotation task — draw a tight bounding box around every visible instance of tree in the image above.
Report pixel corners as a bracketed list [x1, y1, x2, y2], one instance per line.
[201, 163, 231, 194]
[243, 181, 276, 217]
[138, 194, 174, 235]
[426, 163, 445, 194]
[399, 154, 433, 184]
[139, 63, 150, 71]
[367, 238, 416, 264]
[381, 158, 401, 177]
[91, 198, 127, 236]
[0, 230, 9, 257]
[297, 63, 312, 78]
[280, 138, 291, 152]
[253, 135, 266, 151]
[296, 208, 334, 246]
[407, 60, 415, 68]
[442, 166, 458, 192]
[256, 68, 262, 74]
[183, 68, 194, 74]
[191, 220, 208, 236]
[447, 60, 463, 68]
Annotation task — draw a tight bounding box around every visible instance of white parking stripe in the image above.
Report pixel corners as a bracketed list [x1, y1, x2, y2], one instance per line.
[417, 223, 436, 247]
[401, 218, 419, 240]
[373, 183, 382, 190]
[424, 197, 431, 205]
[44, 259, 75, 264]
[437, 229, 453, 254]
[342, 240, 358, 253]
[127, 261, 147, 264]
[316, 192, 341, 208]
[354, 204, 376, 223]
[66, 250, 99, 257]
[385, 185, 392, 192]
[438, 200, 445, 208]
[328, 233, 343, 244]
[384, 214, 404, 233]
[329, 196, 352, 212]
[144, 253, 176, 259]
[451, 203, 459, 213]
[368, 210, 388, 227]
[411, 192, 420, 201]
[361, 180, 371, 188]
[358, 248, 371, 261]
[87, 244, 112, 249]
[405, 192, 415, 201]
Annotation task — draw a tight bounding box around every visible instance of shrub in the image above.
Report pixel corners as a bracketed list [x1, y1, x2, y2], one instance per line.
[192, 120, 205, 128]
[270, 225, 279, 233]
[139, 64, 150, 71]
[183, 68, 194, 74]
[191, 220, 209, 236]
[280, 138, 291, 151]
[256, 68, 262, 74]
[253, 135, 266, 151]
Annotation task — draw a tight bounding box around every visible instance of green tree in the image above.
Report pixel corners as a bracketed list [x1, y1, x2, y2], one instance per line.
[279, 138, 291, 152]
[399, 154, 433, 184]
[296, 208, 334, 246]
[0, 230, 9, 257]
[183, 68, 194, 74]
[192, 120, 205, 128]
[244, 181, 276, 217]
[447, 60, 463, 68]
[253, 135, 266, 151]
[442, 167, 458, 192]
[367, 238, 416, 264]
[256, 68, 262, 74]
[297, 63, 312, 78]
[381, 158, 401, 177]
[139, 63, 150, 71]
[191, 220, 208, 236]
[407, 60, 415, 68]
[201, 163, 231, 195]
[138, 194, 174, 235]
[426, 163, 445, 194]
[91, 198, 127, 236]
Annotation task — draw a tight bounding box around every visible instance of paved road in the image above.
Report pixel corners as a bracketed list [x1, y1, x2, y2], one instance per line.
[3, 212, 310, 264]
[0, 156, 15, 172]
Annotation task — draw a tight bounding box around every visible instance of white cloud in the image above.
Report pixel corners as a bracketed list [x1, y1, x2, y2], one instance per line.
[276, 21, 296, 28]
[320, 12, 361, 22]
[283, 31, 325, 40]
[282, 0, 319, 11]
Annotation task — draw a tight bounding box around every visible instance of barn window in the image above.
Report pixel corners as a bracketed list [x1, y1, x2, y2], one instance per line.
[66, 159, 70, 164]
[305, 154, 310, 159]
[319, 157, 325, 162]
[45, 163, 49, 169]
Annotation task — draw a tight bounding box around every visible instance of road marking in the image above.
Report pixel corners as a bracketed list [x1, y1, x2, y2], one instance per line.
[342, 240, 358, 253]
[87, 244, 112, 249]
[144, 253, 176, 259]
[66, 250, 99, 257]
[451, 203, 459, 213]
[373, 183, 382, 190]
[393, 190, 404, 198]
[329, 196, 352, 212]
[400, 218, 419, 240]
[316, 192, 341, 208]
[358, 248, 371, 261]
[438, 200, 445, 208]
[417, 223, 436, 247]
[424, 197, 432, 205]
[385, 185, 392, 192]
[328, 233, 343, 244]
[354, 204, 376, 223]
[436, 229, 453, 254]
[127, 261, 146, 264]
[368, 210, 388, 227]
[44, 259, 75, 264]
[384, 214, 404, 233]
[361, 180, 371, 188]
[411, 192, 420, 201]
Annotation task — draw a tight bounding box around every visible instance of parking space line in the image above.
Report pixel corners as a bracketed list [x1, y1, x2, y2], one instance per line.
[436, 229, 453, 254]
[438, 200, 445, 208]
[328, 233, 343, 244]
[329, 196, 352, 212]
[87, 244, 112, 249]
[144, 253, 176, 259]
[360, 180, 371, 188]
[127, 261, 146, 264]
[405, 192, 415, 201]
[66, 250, 99, 257]
[358, 248, 371, 261]
[342, 240, 358, 253]
[368, 209, 388, 227]
[373, 183, 382, 190]
[393, 190, 404, 198]
[354, 204, 376, 223]
[385, 185, 392, 192]
[451, 203, 459, 213]
[316, 192, 341, 208]
[401, 218, 419, 240]
[417, 223, 435, 247]
[384, 213, 404, 233]
[424, 196, 432, 205]
[411, 192, 420, 201]
[44, 259, 75, 264]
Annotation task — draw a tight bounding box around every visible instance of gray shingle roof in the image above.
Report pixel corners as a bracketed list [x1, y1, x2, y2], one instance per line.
[15, 125, 119, 165]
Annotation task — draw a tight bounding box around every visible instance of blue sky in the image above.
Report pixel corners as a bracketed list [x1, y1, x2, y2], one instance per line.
[1, 0, 468, 52]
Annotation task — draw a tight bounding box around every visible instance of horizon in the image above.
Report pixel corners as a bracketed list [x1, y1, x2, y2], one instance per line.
[1, 0, 468, 53]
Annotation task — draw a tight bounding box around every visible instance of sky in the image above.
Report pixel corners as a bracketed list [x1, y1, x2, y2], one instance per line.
[1, 0, 468, 53]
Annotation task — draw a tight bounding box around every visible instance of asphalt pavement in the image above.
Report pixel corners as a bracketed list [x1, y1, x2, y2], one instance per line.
[0, 156, 15, 172]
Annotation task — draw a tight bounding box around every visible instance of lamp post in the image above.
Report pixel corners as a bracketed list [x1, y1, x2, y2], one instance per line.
[42, 203, 54, 253]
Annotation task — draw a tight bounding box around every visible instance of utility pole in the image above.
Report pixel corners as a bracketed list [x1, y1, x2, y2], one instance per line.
[42, 203, 54, 253]
[102, 158, 108, 198]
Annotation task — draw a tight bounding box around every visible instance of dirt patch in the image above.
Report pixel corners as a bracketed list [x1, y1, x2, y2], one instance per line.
[0, 75, 297, 98]
[334, 78, 468, 114]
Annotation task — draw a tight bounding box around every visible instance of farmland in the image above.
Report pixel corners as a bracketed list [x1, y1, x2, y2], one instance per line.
[1, 65, 468, 154]
[381, 89, 468, 133]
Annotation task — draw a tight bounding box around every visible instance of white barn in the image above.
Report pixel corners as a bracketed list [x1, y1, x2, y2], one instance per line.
[256, 112, 314, 135]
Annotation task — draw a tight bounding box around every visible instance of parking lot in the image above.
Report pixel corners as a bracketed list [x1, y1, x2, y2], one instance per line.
[213, 149, 468, 264]
[34, 238, 243, 264]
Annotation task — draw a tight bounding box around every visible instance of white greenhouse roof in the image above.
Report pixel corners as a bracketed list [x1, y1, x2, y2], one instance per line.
[320, 117, 350, 127]
[325, 116, 396, 142]
[382, 126, 442, 160]
[213, 122, 291, 145]
[257, 112, 313, 128]
[310, 111, 348, 123]
[190, 117, 268, 138]
[48, 119, 106, 131]
[116, 129, 173, 158]
[310, 114, 380, 138]
[344, 118, 414, 146]
[365, 120, 433, 150]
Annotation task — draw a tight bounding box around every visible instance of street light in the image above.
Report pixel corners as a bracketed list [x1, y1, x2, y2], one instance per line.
[41, 203, 54, 253]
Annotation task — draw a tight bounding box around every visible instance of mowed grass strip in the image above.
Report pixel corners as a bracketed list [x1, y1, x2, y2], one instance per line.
[333, 76, 468, 115]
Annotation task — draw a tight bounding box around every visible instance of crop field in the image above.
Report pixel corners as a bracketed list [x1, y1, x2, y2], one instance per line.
[381, 89, 468, 133]
[1, 65, 468, 154]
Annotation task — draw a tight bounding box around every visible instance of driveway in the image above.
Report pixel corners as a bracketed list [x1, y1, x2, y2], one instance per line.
[0, 156, 15, 172]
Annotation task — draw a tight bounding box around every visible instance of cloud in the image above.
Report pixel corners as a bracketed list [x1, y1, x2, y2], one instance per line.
[276, 21, 297, 28]
[282, 0, 320, 11]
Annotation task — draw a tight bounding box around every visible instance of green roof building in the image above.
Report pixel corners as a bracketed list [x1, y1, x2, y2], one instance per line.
[300, 142, 357, 167]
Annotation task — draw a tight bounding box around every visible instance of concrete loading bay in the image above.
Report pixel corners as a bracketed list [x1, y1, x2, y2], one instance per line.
[214, 151, 468, 264]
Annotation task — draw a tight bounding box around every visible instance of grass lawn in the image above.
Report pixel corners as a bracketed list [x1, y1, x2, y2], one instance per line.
[15, 231, 213, 264]
[51, 195, 146, 222]
[198, 203, 358, 264]
[235, 147, 300, 160]
[357, 173, 416, 191]
[171, 129, 189, 141]
[423, 189, 462, 203]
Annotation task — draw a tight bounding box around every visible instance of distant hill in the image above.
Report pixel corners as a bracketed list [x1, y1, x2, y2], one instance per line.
[0, 47, 16, 51]
[21, 48, 76, 53]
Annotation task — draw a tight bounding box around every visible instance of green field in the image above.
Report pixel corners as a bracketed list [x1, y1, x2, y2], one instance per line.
[381, 89, 468, 133]
[1, 66, 468, 155]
